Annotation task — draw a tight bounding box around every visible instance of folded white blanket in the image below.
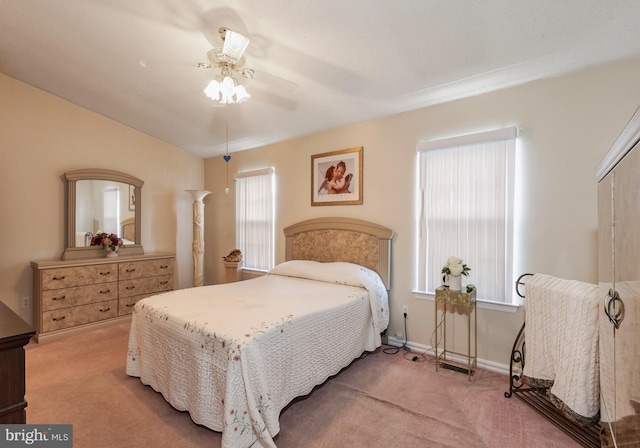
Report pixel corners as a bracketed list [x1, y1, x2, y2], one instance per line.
[522, 273, 599, 421]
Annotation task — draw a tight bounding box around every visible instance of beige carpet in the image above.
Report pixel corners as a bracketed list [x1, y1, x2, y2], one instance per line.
[25, 322, 580, 447]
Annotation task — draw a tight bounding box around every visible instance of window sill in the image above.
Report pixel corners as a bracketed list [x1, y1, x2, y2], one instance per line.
[412, 290, 521, 313]
[240, 267, 269, 274]
[239, 267, 269, 281]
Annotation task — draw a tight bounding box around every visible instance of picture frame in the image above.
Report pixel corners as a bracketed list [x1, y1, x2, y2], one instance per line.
[129, 184, 136, 211]
[311, 146, 363, 206]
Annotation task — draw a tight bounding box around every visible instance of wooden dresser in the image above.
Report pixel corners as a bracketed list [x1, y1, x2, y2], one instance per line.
[0, 301, 35, 423]
[31, 253, 175, 342]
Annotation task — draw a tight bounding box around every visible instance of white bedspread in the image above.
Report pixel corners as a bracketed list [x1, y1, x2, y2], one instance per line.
[126, 261, 388, 448]
[522, 273, 599, 422]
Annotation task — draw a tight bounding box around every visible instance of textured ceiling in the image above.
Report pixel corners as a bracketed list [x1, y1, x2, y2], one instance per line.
[2, 0, 640, 158]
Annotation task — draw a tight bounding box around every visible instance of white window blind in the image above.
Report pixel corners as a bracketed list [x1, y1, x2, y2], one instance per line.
[102, 188, 119, 235]
[234, 168, 275, 271]
[416, 127, 517, 303]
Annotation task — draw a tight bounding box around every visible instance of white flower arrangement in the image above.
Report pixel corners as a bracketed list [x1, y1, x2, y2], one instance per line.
[441, 256, 471, 277]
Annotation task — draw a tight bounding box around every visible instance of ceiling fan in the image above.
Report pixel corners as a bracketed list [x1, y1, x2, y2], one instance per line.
[200, 27, 254, 104]
[197, 27, 300, 107]
[140, 26, 297, 106]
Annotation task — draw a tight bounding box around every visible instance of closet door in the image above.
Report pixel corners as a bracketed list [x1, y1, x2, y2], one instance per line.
[611, 142, 640, 447]
[600, 142, 640, 447]
[598, 169, 615, 446]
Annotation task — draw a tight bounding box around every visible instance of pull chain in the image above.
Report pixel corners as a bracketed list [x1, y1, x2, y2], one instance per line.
[224, 114, 231, 194]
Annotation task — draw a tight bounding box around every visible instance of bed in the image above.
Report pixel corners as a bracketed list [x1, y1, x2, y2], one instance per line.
[126, 217, 394, 448]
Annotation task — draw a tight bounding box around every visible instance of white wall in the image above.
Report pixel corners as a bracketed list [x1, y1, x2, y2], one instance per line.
[203, 57, 640, 368]
[0, 73, 204, 325]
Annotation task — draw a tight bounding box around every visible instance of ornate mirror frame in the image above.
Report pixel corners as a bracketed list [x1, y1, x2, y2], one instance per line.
[63, 168, 144, 260]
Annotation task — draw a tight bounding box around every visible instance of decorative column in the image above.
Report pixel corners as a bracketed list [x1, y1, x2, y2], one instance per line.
[185, 190, 212, 287]
[223, 261, 241, 283]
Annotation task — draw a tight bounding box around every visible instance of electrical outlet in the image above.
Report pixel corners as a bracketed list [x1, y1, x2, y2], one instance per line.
[403, 305, 408, 316]
[21, 296, 30, 308]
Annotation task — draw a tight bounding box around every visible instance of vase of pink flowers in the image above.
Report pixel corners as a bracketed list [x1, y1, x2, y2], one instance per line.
[90, 232, 123, 258]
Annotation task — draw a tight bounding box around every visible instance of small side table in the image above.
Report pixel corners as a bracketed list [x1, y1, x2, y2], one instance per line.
[223, 261, 241, 283]
[434, 286, 477, 381]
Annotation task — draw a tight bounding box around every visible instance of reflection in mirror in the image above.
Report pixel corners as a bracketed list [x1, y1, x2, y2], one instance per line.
[75, 180, 136, 247]
[63, 168, 144, 260]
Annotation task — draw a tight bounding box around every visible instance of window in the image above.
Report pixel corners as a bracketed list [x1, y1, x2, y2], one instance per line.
[102, 187, 119, 235]
[416, 127, 517, 304]
[234, 168, 275, 271]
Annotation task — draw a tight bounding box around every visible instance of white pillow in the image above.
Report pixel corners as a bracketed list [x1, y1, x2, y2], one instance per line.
[268, 260, 373, 287]
[270, 260, 389, 334]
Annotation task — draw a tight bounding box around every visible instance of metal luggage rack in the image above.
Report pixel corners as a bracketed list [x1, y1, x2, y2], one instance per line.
[504, 273, 602, 448]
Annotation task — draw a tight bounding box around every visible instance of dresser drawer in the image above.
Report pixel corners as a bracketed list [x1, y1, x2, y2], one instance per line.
[119, 258, 174, 280]
[119, 274, 173, 298]
[41, 265, 117, 290]
[42, 299, 118, 333]
[118, 293, 159, 316]
[42, 282, 118, 311]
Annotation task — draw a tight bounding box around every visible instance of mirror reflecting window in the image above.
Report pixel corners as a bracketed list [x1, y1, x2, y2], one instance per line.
[74, 180, 135, 246]
[63, 169, 144, 260]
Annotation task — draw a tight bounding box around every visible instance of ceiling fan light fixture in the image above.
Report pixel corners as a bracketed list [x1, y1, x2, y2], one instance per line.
[234, 84, 250, 102]
[203, 76, 251, 105]
[203, 79, 221, 100]
[221, 76, 235, 94]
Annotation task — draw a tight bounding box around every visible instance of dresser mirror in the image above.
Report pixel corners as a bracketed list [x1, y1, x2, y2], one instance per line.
[63, 168, 144, 260]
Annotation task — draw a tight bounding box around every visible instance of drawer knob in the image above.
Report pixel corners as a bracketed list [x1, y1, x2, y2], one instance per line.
[100, 271, 111, 276]
[160, 265, 169, 269]
[52, 276, 66, 281]
[52, 295, 66, 301]
[99, 289, 111, 294]
[160, 281, 168, 285]
[99, 307, 111, 313]
[126, 286, 136, 290]
[126, 303, 135, 308]
[126, 268, 136, 273]
[52, 316, 66, 321]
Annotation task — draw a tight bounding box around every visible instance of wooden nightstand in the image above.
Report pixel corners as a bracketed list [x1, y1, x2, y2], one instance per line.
[0, 301, 35, 423]
[434, 286, 477, 381]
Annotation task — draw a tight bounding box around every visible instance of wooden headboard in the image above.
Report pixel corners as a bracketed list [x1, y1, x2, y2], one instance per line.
[283, 217, 394, 289]
[121, 217, 135, 242]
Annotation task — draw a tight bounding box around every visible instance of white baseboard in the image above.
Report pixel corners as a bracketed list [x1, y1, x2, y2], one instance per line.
[386, 336, 510, 376]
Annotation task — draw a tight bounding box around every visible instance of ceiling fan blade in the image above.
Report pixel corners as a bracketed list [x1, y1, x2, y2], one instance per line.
[140, 59, 211, 69]
[247, 68, 298, 94]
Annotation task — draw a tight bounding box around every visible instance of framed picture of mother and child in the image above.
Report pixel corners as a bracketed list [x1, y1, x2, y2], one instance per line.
[311, 146, 363, 206]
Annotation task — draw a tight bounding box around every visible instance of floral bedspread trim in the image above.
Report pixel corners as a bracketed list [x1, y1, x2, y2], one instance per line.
[225, 393, 272, 439]
[246, 314, 295, 339]
[180, 313, 296, 357]
[137, 302, 170, 323]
